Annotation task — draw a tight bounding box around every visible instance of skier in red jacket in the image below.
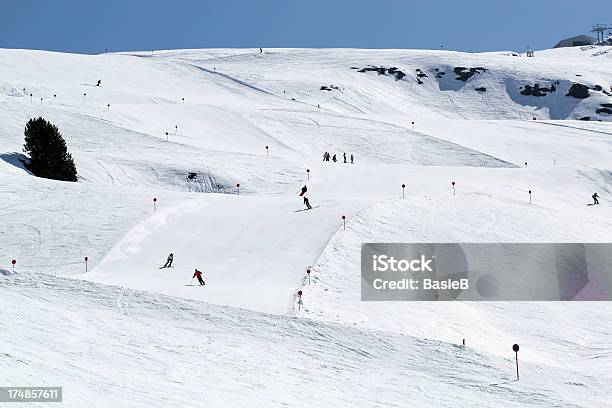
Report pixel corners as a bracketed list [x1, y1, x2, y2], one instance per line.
[193, 269, 205, 286]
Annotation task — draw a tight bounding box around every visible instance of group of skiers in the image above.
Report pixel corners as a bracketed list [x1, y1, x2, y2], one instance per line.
[160, 252, 205, 286]
[323, 151, 354, 164]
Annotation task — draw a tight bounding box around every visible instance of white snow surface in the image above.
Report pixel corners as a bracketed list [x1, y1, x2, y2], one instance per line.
[1, 46, 611, 407]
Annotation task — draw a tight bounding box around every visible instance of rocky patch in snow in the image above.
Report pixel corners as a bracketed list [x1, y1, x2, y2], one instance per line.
[566, 83, 590, 99]
[353, 66, 406, 80]
[453, 67, 486, 81]
[320, 85, 340, 91]
[592, 85, 611, 96]
[596, 104, 612, 115]
[520, 83, 557, 97]
[434, 69, 445, 79]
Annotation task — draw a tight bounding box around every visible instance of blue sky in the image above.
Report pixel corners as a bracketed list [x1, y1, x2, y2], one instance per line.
[1, 0, 610, 53]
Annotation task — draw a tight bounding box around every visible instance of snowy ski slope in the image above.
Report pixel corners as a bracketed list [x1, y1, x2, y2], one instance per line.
[1, 46, 611, 407]
[2, 271, 610, 407]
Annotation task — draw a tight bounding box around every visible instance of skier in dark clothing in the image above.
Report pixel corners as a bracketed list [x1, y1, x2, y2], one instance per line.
[299, 185, 307, 196]
[96, 80, 102, 87]
[304, 196, 312, 210]
[259, 48, 263, 53]
[193, 269, 205, 285]
[162, 253, 173, 268]
[343, 153, 347, 163]
[332, 154, 337, 162]
[350, 154, 354, 164]
[592, 192, 599, 205]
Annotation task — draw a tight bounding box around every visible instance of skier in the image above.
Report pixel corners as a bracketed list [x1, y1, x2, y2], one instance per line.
[350, 154, 354, 164]
[332, 154, 337, 162]
[162, 253, 173, 268]
[259, 47, 263, 54]
[323, 151, 328, 161]
[299, 185, 307, 196]
[304, 196, 312, 210]
[193, 269, 205, 286]
[343, 153, 347, 163]
[96, 80, 102, 87]
[592, 192, 600, 205]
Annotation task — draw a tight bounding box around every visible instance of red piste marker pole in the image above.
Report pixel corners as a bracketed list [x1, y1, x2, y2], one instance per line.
[529, 190, 532, 204]
[452, 181, 456, 196]
[306, 268, 311, 285]
[153, 197, 157, 212]
[11, 259, 16, 272]
[297, 290, 303, 311]
[306, 169, 310, 181]
[266, 145, 269, 156]
[236, 183, 240, 195]
[342, 215, 346, 230]
[402, 184, 406, 199]
[85, 256, 89, 272]
[513, 344, 520, 380]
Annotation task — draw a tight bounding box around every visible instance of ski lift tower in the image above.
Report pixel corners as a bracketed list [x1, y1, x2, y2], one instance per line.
[591, 24, 612, 44]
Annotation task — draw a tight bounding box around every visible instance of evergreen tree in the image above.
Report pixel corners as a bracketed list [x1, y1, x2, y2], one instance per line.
[23, 117, 77, 182]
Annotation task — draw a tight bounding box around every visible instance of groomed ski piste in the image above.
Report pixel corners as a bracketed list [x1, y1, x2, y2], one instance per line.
[1, 46, 611, 407]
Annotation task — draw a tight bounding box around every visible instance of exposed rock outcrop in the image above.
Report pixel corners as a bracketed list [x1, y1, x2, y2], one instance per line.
[566, 83, 590, 99]
[520, 84, 552, 97]
[453, 67, 486, 81]
[356, 66, 406, 80]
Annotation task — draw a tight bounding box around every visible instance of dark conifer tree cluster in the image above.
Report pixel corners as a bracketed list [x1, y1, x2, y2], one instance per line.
[23, 117, 77, 182]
